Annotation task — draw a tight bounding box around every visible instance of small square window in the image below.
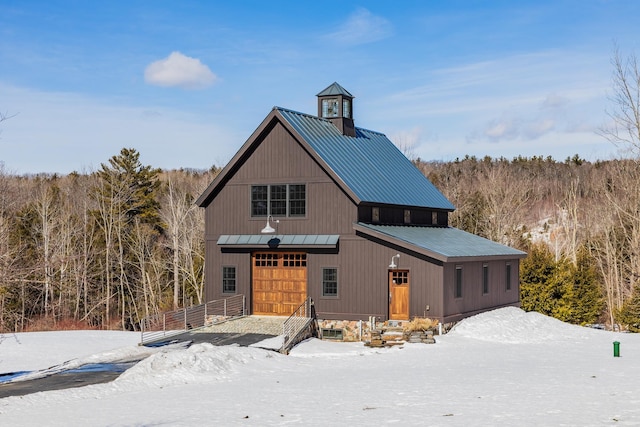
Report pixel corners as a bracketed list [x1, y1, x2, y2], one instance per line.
[372, 207, 380, 223]
[322, 268, 338, 297]
[404, 209, 411, 224]
[222, 266, 236, 294]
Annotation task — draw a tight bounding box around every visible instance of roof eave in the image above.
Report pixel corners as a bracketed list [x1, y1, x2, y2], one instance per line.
[195, 108, 285, 207]
[353, 223, 527, 262]
[353, 223, 449, 262]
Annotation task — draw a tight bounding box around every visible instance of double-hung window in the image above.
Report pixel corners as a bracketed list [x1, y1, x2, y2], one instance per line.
[322, 268, 338, 297]
[251, 184, 306, 217]
[222, 266, 236, 294]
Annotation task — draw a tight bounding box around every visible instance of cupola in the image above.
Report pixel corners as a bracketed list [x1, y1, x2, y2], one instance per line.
[317, 82, 355, 137]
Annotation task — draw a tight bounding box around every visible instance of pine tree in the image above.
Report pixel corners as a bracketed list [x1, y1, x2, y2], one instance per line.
[93, 148, 162, 328]
[521, 244, 605, 324]
[520, 244, 558, 315]
[618, 286, 640, 332]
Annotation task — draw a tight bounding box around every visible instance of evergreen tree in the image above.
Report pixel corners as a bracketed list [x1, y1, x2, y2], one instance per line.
[521, 244, 604, 324]
[93, 148, 163, 328]
[97, 148, 162, 229]
[564, 249, 605, 325]
[618, 286, 640, 332]
[520, 244, 557, 315]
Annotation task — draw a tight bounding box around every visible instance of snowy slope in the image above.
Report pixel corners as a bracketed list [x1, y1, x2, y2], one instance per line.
[0, 308, 638, 426]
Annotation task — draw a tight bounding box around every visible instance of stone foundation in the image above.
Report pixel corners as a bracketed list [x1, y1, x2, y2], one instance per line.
[317, 318, 437, 346]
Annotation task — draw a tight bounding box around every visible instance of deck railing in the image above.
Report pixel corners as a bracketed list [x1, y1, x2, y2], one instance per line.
[281, 297, 316, 353]
[139, 294, 246, 345]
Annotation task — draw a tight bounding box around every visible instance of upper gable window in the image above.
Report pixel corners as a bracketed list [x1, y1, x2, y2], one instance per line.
[251, 184, 306, 217]
[322, 98, 339, 118]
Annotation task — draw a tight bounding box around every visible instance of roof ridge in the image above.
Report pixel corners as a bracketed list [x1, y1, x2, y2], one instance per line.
[274, 106, 384, 135]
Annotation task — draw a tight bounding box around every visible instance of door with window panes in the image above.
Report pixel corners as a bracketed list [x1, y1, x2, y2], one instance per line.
[389, 270, 410, 320]
[252, 252, 307, 315]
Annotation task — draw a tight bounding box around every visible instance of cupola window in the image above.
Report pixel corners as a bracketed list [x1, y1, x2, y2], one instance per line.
[322, 98, 339, 118]
[343, 99, 351, 119]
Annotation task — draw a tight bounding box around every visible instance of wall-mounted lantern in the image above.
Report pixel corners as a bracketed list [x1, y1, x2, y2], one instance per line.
[261, 215, 279, 234]
[389, 254, 400, 269]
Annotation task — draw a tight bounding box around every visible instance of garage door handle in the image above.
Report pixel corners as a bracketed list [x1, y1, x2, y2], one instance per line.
[389, 292, 392, 303]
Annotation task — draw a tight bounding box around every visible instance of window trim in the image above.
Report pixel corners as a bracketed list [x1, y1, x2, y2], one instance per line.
[322, 267, 339, 298]
[222, 266, 237, 294]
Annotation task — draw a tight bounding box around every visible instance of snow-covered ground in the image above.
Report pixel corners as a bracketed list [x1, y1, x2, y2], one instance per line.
[1, 307, 639, 426]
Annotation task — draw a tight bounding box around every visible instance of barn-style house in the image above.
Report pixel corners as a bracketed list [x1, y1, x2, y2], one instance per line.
[196, 83, 526, 325]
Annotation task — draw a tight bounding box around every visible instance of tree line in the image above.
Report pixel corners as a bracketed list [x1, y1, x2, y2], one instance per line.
[418, 154, 640, 330]
[1, 147, 640, 332]
[0, 148, 217, 332]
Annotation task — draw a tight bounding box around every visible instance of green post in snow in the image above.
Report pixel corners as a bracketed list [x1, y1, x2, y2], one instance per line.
[613, 341, 620, 357]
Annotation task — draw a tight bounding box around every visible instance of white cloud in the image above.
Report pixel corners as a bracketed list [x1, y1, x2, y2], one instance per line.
[484, 118, 519, 141]
[524, 118, 555, 139]
[324, 8, 393, 46]
[144, 52, 217, 89]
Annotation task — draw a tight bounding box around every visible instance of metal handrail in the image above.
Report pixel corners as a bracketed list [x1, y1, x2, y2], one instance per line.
[281, 297, 315, 353]
[140, 294, 246, 344]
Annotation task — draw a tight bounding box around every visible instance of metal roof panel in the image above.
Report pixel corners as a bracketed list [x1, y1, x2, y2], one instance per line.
[316, 82, 354, 97]
[217, 234, 339, 247]
[356, 223, 526, 259]
[277, 108, 455, 210]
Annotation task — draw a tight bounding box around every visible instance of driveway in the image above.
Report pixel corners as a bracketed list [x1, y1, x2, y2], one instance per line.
[0, 331, 276, 399]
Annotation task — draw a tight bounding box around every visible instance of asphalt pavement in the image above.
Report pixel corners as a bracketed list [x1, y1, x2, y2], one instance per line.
[0, 331, 276, 399]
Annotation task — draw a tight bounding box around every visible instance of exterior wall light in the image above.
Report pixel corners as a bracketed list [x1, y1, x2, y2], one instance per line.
[389, 254, 400, 269]
[261, 215, 279, 234]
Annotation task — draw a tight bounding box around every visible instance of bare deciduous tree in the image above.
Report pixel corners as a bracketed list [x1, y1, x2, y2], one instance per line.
[601, 45, 640, 158]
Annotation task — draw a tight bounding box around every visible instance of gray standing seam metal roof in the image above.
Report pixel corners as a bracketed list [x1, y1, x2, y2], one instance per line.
[355, 223, 526, 260]
[316, 82, 354, 97]
[277, 108, 455, 211]
[217, 234, 339, 247]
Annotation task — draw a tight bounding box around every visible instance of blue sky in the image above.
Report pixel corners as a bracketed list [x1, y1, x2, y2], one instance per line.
[1, 1, 638, 174]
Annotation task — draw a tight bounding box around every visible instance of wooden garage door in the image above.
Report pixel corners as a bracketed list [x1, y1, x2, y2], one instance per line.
[252, 252, 307, 316]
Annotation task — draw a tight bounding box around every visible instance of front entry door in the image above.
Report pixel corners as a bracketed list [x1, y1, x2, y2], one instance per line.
[389, 270, 410, 320]
[252, 252, 307, 316]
